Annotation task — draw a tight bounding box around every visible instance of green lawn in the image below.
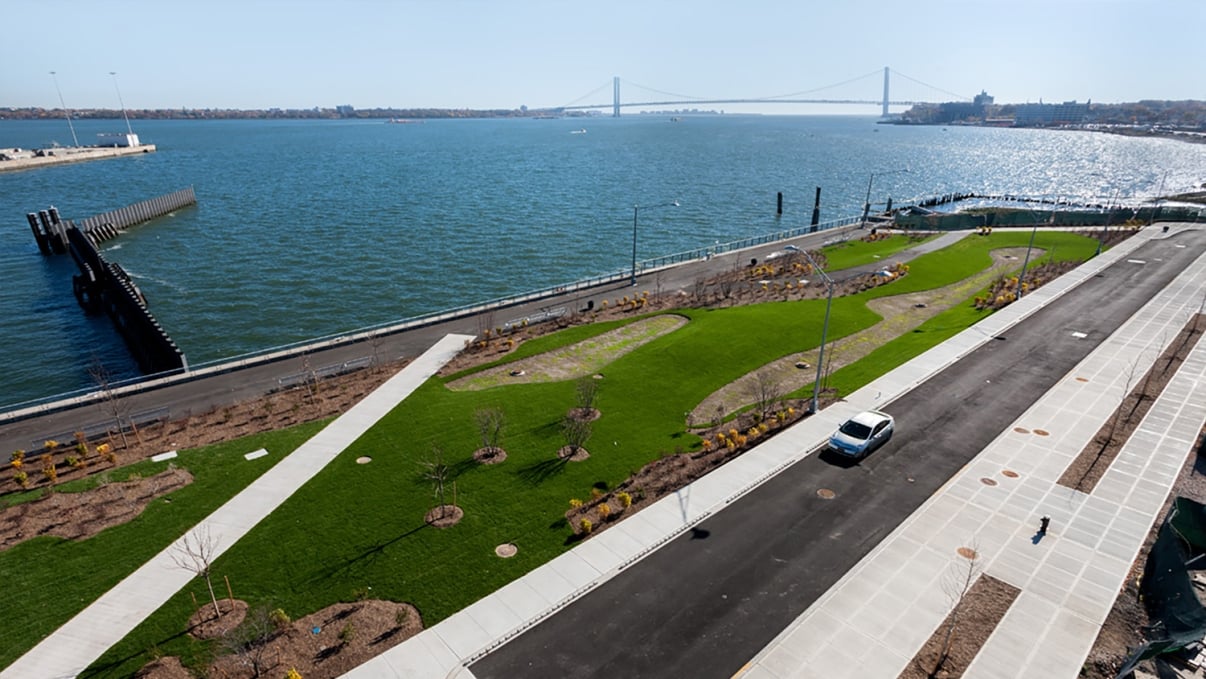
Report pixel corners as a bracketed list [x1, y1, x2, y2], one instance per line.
[0, 232, 1101, 677]
[0, 422, 327, 672]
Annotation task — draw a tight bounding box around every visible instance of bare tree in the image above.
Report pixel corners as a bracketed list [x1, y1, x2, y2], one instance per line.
[88, 357, 131, 449]
[474, 407, 505, 451]
[691, 276, 709, 305]
[368, 332, 387, 373]
[561, 415, 592, 456]
[573, 376, 600, 418]
[928, 544, 982, 678]
[219, 605, 279, 678]
[171, 527, 223, 619]
[746, 370, 782, 423]
[419, 446, 451, 519]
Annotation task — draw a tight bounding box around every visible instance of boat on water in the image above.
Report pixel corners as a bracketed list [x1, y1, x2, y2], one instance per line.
[386, 118, 423, 124]
[570, 129, 586, 134]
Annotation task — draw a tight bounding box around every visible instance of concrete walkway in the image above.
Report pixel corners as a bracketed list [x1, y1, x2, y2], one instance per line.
[345, 226, 1206, 679]
[0, 333, 472, 679]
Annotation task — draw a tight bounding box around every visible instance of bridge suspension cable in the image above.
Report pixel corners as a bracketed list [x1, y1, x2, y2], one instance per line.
[622, 79, 709, 102]
[889, 70, 971, 102]
[754, 67, 884, 101]
[559, 80, 614, 108]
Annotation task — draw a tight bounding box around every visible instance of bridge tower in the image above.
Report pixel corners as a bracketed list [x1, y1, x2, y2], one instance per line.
[882, 67, 890, 118]
[613, 77, 621, 117]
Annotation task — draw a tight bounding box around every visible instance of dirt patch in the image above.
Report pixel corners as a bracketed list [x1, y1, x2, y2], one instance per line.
[424, 504, 464, 527]
[557, 446, 591, 462]
[0, 467, 192, 551]
[899, 574, 1020, 679]
[566, 407, 601, 422]
[445, 314, 688, 390]
[473, 446, 508, 465]
[1058, 315, 1205, 492]
[2, 360, 407, 499]
[189, 598, 249, 640]
[143, 599, 422, 679]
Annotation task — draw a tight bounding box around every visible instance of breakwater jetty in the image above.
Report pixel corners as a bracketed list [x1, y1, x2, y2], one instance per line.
[27, 190, 192, 375]
[0, 143, 157, 173]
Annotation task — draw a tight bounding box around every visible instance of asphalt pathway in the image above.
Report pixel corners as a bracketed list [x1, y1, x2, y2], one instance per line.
[470, 230, 1206, 678]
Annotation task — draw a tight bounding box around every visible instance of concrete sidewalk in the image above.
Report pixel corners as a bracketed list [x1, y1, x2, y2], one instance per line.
[345, 226, 1203, 678]
[0, 334, 472, 679]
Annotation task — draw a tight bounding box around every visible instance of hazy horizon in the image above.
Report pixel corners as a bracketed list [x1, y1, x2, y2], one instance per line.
[3, 0, 1203, 116]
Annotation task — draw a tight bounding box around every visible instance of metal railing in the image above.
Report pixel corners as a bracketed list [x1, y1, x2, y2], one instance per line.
[0, 212, 861, 420]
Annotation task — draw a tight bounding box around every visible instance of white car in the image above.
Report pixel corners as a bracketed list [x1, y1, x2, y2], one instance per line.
[828, 410, 894, 459]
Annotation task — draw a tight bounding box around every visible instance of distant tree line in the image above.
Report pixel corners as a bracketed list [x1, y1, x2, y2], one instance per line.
[0, 106, 593, 121]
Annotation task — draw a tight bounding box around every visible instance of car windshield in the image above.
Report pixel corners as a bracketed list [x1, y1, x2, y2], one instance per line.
[839, 420, 873, 440]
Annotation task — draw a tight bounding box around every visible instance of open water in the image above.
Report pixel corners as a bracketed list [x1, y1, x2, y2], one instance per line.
[1, 115, 1203, 409]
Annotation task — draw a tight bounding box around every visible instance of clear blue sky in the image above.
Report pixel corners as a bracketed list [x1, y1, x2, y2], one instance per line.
[3, 0, 1203, 114]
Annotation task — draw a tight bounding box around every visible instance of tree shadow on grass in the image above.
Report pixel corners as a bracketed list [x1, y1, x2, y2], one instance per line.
[77, 628, 195, 678]
[308, 524, 428, 585]
[517, 458, 569, 485]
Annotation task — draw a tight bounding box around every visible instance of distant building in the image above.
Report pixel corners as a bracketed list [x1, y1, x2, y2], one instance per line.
[1014, 100, 1090, 127]
[336, 105, 355, 117]
[973, 90, 994, 107]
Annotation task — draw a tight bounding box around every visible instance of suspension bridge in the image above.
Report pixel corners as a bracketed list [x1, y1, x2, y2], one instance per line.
[551, 67, 969, 117]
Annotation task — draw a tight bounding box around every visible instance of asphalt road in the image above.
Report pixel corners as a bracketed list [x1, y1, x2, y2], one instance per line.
[469, 230, 1206, 678]
[0, 224, 883, 453]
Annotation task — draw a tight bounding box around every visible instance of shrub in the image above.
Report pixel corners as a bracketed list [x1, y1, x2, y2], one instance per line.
[43, 440, 59, 450]
[66, 455, 83, 470]
[12, 471, 28, 489]
[569, 498, 583, 508]
[10, 450, 25, 464]
[579, 518, 593, 534]
[339, 623, 355, 645]
[598, 503, 612, 519]
[394, 609, 409, 627]
[270, 608, 291, 632]
[590, 487, 604, 500]
[285, 669, 303, 679]
[616, 492, 632, 508]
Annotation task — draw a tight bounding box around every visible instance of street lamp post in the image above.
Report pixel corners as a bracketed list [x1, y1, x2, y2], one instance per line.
[862, 168, 909, 227]
[799, 249, 834, 414]
[48, 71, 80, 148]
[631, 201, 679, 286]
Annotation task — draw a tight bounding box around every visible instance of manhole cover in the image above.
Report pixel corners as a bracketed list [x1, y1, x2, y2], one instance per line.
[495, 543, 518, 558]
[816, 488, 836, 500]
[957, 547, 979, 560]
[980, 477, 998, 486]
[356, 456, 372, 464]
[1013, 427, 1030, 434]
[1002, 470, 1019, 478]
[1033, 429, 1050, 436]
[1075, 377, 1089, 382]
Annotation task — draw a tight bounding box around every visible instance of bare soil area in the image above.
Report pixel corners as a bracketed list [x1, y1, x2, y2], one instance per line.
[0, 467, 192, 551]
[139, 599, 422, 679]
[899, 573, 1020, 679]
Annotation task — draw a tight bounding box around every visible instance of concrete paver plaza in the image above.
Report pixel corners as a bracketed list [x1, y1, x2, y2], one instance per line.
[4, 226, 1204, 679]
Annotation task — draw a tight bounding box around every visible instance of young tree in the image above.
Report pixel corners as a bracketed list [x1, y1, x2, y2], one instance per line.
[88, 357, 131, 449]
[929, 544, 982, 678]
[746, 370, 782, 423]
[561, 415, 592, 456]
[419, 446, 451, 519]
[474, 407, 505, 454]
[171, 527, 223, 619]
[219, 605, 279, 678]
[573, 376, 600, 419]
